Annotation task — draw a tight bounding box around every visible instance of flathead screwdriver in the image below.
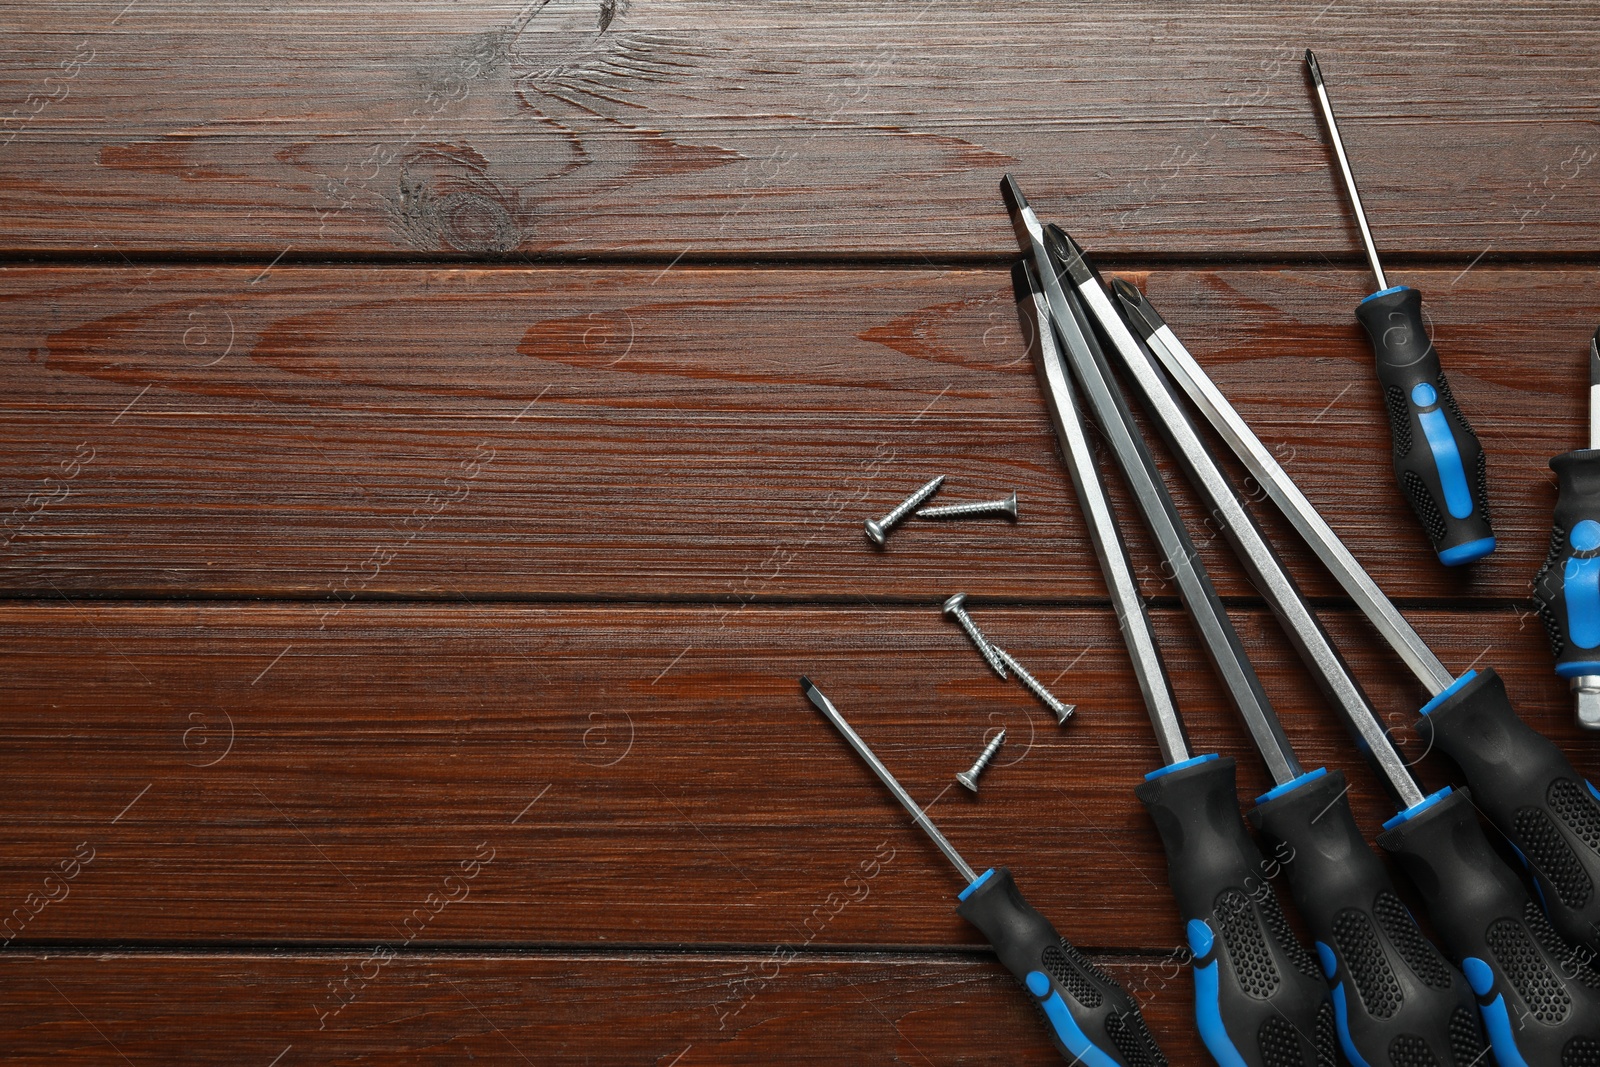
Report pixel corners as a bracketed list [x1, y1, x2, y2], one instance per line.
[1533, 325, 1600, 729]
[1011, 256, 1335, 1067]
[800, 677, 1166, 1067]
[1305, 50, 1495, 566]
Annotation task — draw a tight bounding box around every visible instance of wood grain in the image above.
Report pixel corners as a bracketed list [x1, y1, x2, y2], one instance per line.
[0, 1, 1597, 257]
[2, 266, 1593, 601]
[1, 602, 1589, 951]
[0, 950, 1209, 1065]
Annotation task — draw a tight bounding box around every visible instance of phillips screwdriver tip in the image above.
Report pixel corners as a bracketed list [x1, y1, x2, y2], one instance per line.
[1111, 277, 1166, 339]
[1042, 223, 1095, 286]
[1304, 49, 1323, 83]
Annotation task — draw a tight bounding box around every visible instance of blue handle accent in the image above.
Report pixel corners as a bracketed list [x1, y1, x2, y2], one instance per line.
[1143, 752, 1220, 781]
[1360, 284, 1410, 304]
[1589, 781, 1600, 805]
[1555, 660, 1600, 678]
[1412, 393, 1474, 520]
[1026, 970, 1123, 1067]
[1437, 536, 1495, 566]
[1461, 957, 1532, 1067]
[1190, 953, 1249, 1067]
[1327, 980, 1374, 1067]
[958, 867, 995, 902]
[1571, 518, 1600, 552]
[1419, 670, 1477, 716]
[1255, 766, 1327, 806]
[1563, 554, 1600, 650]
[1382, 786, 1454, 831]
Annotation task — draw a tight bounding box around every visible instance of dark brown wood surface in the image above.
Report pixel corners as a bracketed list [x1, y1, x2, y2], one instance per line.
[3, 2, 1599, 1063]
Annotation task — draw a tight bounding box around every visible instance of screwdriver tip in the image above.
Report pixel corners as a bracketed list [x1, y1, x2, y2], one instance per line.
[1304, 49, 1323, 84]
[999, 173, 1027, 213]
[1590, 326, 1599, 387]
[1111, 277, 1165, 339]
[799, 675, 814, 693]
[1043, 223, 1095, 286]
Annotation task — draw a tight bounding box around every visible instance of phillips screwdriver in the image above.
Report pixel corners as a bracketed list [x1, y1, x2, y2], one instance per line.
[1014, 197, 1489, 1065]
[1305, 50, 1495, 566]
[1011, 258, 1336, 1067]
[1110, 276, 1600, 1062]
[799, 676, 1166, 1067]
[1533, 325, 1600, 730]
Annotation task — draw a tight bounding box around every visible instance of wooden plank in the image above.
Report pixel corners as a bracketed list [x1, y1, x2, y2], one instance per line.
[1, 1, 1597, 257]
[0, 950, 1208, 1065]
[1, 265, 1591, 601]
[0, 602, 1586, 950]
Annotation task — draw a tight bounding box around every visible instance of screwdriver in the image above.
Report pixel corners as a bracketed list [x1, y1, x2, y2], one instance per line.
[1109, 276, 1600, 1062]
[799, 677, 1166, 1067]
[1533, 325, 1600, 730]
[1305, 50, 1495, 566]
[1013, 195, 1489, 1065]
[1115, 272, 1600, 958]
[1012, 259, 1336, 1067]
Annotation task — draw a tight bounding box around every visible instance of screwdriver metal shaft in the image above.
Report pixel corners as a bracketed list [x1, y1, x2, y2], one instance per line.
[1305, 50, 1386, 289]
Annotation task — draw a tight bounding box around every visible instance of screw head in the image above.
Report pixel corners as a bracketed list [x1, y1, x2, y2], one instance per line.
[863, 519, 887, 547]
[942, 592, 967, 616]
[1002, 491, 1019, 520]
[956, 771, 979, 793]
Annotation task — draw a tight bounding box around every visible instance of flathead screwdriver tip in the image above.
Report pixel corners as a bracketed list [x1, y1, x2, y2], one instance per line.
[1111, 277, 1165, 339]
[999, 173, 1027, 212]
[1305, 49, 1323, 84]
[799, 675, 812, 692]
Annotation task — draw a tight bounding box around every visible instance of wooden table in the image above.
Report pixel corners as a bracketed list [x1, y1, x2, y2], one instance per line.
[2, 3, 1597, 1062]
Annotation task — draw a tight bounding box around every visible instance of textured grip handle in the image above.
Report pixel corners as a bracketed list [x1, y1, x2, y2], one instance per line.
[1136, 755, 1334, 1067]
[1533, 449, 1600, 680]
[958, 867, 1167, 1066]
[1417, 666, 1600, 956]
[1376, 787, 1600, 1065]
[1249, 769, 1486, 1066]
[1355, 286, 1495, 566]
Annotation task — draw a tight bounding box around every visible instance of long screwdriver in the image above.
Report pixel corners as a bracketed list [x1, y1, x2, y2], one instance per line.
[1043, 234, 1485, 1063]
[1109, 277, 1600, 1061]
[1304, 50, 1495, 566]
[800, 677, 1166, 1067]
[1533, 325, 1600, 730]
[1018, 202, 1489, 1066]
[1012, 259, 1335, 1067]
[1114, 275, 1600, 960]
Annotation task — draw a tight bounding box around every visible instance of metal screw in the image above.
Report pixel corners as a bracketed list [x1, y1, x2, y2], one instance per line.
[995, 647, 1074, 724]
[916, 491, 1019, 522]
[864, 475, 944, 547]
[942, 592, 1008, 680]
[956, 729, 1006, 793]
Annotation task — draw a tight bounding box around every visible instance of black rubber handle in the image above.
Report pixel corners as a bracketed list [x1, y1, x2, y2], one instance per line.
[958, 867, 1167, 1066]
[1376, 787, 1600, 1065]
[1416, 666, 1600, 955]
[1355, 287, 1494, 565]
[1533, 448, 1600, 681]
[1249, 769, 1486, 1066]
[1135, 756, 1334, 1066]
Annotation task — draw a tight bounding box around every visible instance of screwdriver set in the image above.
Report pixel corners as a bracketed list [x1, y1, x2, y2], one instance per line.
[803, 51, 1600, 1067]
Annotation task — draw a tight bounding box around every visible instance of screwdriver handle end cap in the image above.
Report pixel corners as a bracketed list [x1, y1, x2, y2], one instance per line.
[955, 866, 1166, 1067]
[1414, 666, 1600, 955]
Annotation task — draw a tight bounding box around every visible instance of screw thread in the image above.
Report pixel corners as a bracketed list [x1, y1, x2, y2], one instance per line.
[966, 730, 1006, 776]
[949, 606, 1009, 680]
[995, 647, 1073, 723]
[916, 492, 1018, 521]
[877, 475, 945, 530]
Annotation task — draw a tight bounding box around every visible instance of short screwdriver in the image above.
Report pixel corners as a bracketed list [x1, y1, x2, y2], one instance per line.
[1305, 50, 1495, 566]
[1012, 257, 1336, 1067]
[800, 677, 1166, 1067]
[1109, 277, 1600, 1062]
[1533, 325, 1600, 730]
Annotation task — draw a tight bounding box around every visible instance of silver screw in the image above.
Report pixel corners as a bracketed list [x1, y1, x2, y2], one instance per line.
[865, 475, 944, 548]
[916, 491, 1019, 522]
[956, 729, 1006, 793]
[942, 592, 1009, 680]
[995, 647, 1075, 724]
